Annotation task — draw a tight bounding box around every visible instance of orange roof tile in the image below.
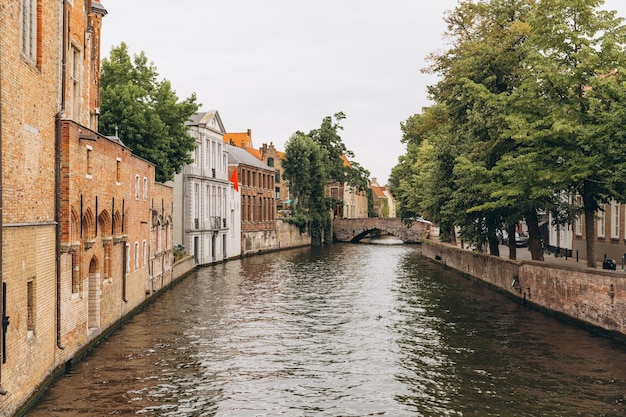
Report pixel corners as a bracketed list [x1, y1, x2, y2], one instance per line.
[246, 147, 262, 160]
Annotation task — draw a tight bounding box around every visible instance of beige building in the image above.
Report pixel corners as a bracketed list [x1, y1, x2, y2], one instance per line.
[327, 156, 369, 219]
[370, 178, 396, 218]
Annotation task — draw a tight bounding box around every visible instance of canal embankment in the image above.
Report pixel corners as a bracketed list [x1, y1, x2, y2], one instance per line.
[422, 238, 626, 338]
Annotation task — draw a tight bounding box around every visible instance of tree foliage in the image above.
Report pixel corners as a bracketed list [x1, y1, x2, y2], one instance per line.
[283, 112, 370, 245]
[99, 42, 200, 182]
[282, 132, 329, 246]
[393, 0, 626, 266]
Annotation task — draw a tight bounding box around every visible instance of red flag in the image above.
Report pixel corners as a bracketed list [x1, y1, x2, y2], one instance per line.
[230, 168, 239, 192]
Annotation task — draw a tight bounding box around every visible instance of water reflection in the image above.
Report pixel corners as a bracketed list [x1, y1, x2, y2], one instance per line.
[26, 245, 626, 416]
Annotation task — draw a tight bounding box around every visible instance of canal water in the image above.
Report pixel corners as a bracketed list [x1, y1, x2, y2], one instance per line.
[26, 243, 626, 416]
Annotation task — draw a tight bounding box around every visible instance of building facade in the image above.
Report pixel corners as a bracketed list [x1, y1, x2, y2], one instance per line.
[0, 0, 66, 410]
[172, 111, 233, 265]
[572, 199, 626, 264]
[0, 2, 180, 415]
[370, 178, 396, 218]
[258, 142, 290, 211]
[227, 144, 277, 255]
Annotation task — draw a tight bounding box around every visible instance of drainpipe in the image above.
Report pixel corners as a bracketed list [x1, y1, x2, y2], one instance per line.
[0, 1, 5, 396]
[54, 0, 69, 351]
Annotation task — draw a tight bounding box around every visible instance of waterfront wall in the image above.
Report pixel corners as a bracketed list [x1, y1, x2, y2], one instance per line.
[13, 257, 196, 417]
[276, 219, 310, 249]
[422, 240, 626, 336]
[242, 220, 310, 256]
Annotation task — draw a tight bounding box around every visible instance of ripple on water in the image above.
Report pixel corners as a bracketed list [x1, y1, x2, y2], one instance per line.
[25, 244, 626, 416]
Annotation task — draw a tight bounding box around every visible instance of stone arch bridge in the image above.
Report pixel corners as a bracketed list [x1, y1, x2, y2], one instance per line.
[333, 217, 431, 243]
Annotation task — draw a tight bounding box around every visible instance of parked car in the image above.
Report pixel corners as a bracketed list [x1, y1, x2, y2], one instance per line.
[500, 231, 528, 247]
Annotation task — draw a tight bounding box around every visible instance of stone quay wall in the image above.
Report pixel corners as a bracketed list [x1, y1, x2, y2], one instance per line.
[422, 240, 626, 337]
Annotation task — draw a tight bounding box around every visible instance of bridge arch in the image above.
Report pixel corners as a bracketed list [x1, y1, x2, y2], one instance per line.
[350, 226, 402, 243]
[333, 217, 431, 244]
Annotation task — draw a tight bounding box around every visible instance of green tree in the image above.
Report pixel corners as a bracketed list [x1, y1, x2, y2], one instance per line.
[308, 112, 351, 183]
[99, 42, 200, 182]
[390, 105, 459, 243]
[512, 0, 626, 266]
[282, 132, 330, 245]
[425, 0, 542, 258]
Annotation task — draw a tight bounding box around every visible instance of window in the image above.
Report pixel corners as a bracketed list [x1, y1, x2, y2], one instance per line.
[218, 144, 223, 171]
[134, 242, 139, 270]
[116, 158, 121, 184]
[71, 252, 80, 294]
[135, 175, 140, 199]
[143, 177, 148, 200]
[267, 157, 274, 167]
[86, 145, 93, 178]
[206, 139, 210, 169]
[612, 201, 620, 239]
[575, 196, 583, 236]
[331, 187, 339, 199]
[142, 240, 147, 267]
[70, 46, 82, 120]
[598, 208, 605, 238]
[125, 243, 130, 276]
[194, 183, 200, 227]
[27, 278, 35, 333]
[21, 0, 39, 64]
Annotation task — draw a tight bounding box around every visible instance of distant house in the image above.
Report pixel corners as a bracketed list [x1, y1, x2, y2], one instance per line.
[370, 178, 396, 218]
[226, 144, 277, 255]
[571, 199, 626, 264]
[326, 155, 368, 219]
[224, 130, 290, 212]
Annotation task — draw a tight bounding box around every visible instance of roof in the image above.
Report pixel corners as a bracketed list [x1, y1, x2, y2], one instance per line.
[246, 147, 262, 160]
[105, 135, 125, 147]
[224, 131, 253, 148]
[226, 144, 273, 171]
[341, 154, 351, 168]
[91, 0, 108, 15]
[186, 110, 226, 133]
[371, 184, 385, 198]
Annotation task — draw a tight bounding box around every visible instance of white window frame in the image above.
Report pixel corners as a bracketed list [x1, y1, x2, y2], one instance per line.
[21, 0, 38, 63]
[612, 201, 620, 239]
[134, 242, 139, 271]
[70, 45, 82, 120]
[598, 207, 605, 238]
[142, 240, 147, 267]
[125, 243, 130, 276]
[86, 145, 93, 179]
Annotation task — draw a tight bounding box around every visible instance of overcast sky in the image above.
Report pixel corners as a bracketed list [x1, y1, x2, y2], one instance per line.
[100, 0, 626, 185]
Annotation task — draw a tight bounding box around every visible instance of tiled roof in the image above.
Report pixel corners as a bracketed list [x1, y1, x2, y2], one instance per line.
[226, 144, 272, 171]
[341, 154, 351, 168]
[246, 147, 262, 160]
[371, 185, 385, 198]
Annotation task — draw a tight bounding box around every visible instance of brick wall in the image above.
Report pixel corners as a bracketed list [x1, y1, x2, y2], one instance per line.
[0, 0, 62, 414]
[422, 240, 626, 336]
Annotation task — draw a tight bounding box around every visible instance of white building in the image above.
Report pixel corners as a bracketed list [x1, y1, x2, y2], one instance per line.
[172, 111, 239, 264]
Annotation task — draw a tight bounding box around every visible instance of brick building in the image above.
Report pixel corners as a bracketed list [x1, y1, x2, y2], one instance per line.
[226, 144, 277, 255]
[0, 1, 177, 415]
[224, 131, 290, 212]
[0, 0, 81, 412]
